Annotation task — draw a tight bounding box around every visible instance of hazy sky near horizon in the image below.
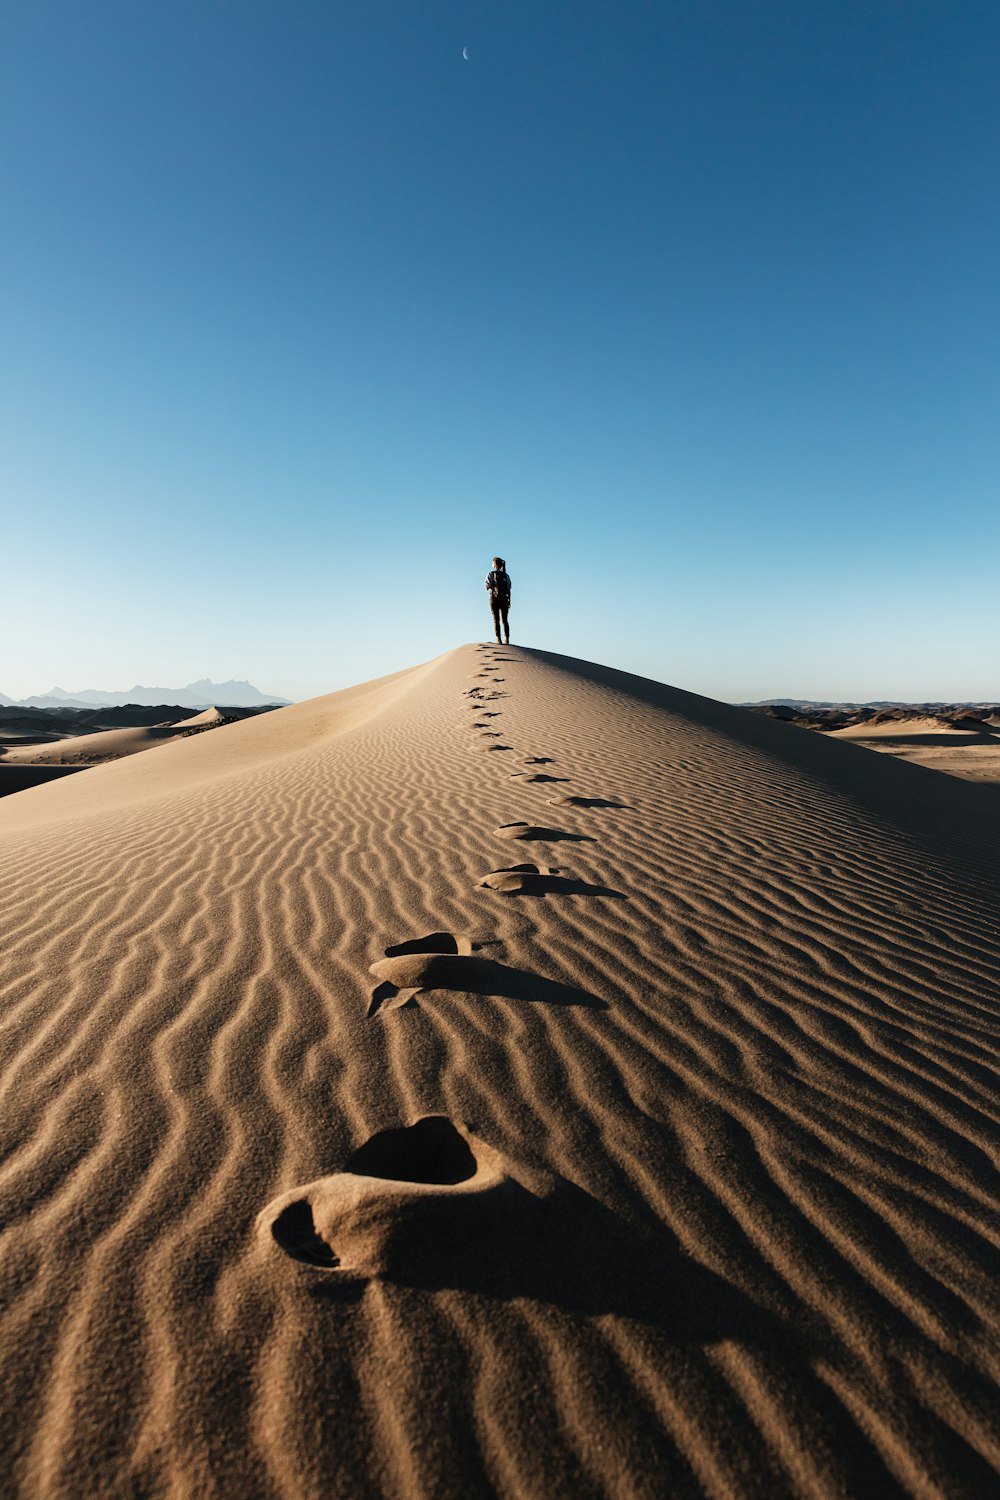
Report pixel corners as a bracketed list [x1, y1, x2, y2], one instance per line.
[3, 1, 998, 703]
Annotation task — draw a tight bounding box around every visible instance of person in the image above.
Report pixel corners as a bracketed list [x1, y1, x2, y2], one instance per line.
[485, 556, 511, 644]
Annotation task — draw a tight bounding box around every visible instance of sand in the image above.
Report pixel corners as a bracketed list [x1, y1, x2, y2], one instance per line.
[1, 643, 999, 1498]
[0, 707, 249, 769]
[831, 717, 1000, 786]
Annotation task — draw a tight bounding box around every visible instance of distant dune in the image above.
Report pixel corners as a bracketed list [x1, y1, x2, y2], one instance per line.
[748, 703, 1000, 785]
[2, 721, 199, 767]
[1, 645, 999, 1497]
[0, 705, 272, 791]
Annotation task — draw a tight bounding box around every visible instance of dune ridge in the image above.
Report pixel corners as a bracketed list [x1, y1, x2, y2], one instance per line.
[1, 643, 999, 1497]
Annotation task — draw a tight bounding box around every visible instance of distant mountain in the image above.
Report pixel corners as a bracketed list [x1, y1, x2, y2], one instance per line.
[4, 679, 290, 710]
[743, 702, 1000, 733]
[740, 700, 998, 710]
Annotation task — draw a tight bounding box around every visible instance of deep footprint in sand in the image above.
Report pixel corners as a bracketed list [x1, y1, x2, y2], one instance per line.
[368, 936, 603, 1015]
[524, 774, 570, 784]
[479, 864, 625, 898]
[494, 822, 594, 844]
[259, 1116, 549, 1277]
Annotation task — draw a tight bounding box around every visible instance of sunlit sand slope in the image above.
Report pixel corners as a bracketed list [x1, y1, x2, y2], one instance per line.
[1, 644, 999, 1498]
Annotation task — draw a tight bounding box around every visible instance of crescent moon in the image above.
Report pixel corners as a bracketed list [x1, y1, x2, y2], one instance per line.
[462, 46, 469, 60]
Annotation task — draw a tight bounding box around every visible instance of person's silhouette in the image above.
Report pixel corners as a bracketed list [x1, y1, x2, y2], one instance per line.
[485, 556, 511, 644]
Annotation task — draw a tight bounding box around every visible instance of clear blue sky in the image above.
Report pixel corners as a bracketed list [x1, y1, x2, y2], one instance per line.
[3, 1, 997, 702]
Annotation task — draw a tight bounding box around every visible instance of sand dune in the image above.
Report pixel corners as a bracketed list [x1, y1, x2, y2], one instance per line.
[0, 705, 262, 769]
[831, 716, 1000, 785]
[0, 721, 193, 765]
[832, 715, 980, 737]
[176, 706, 229, 728]
[2, 644, 999, 1497]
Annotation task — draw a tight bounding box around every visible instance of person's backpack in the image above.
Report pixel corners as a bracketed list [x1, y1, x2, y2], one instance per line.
[491, 569, 510, 601]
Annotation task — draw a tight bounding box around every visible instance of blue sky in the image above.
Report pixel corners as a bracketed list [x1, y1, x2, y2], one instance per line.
[3, 1, 997, 702]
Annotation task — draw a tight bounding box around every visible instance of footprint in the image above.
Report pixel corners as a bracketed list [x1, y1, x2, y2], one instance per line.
[523, 757, 554, 765]
[259, 1117, 544, 1277]
[368, 941, 604, 1015]
[548, 796, 629, 809]
[384, 932, 473, 958]
[494, 823, 594, 844]
[524, 774, 570, 784]
[480, 865, 624, 898]
[483, 744, 513, 752]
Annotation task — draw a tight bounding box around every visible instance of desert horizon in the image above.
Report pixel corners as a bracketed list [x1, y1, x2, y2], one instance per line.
[4, 659, 999, 801]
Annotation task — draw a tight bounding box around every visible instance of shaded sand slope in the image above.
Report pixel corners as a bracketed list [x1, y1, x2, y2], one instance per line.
[1, 644, 999, 1498]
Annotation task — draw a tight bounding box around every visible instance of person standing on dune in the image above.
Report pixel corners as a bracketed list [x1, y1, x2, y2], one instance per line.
[485, 556, 511, 645]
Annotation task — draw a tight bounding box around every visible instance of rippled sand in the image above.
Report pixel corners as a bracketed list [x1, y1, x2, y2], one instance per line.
[2, 644, 999, 1498]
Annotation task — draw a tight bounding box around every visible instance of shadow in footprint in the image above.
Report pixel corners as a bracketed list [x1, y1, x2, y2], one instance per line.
[495, 822, 594, 844]
[384, 932, 472, 958]
[484, 744, 513, 752]
[549, 795, 630, 809]
[523, 756, 554, 765]
[524, 774, 570, 784]
[368, 946, 604, 1015]
[481, 866, 626, 899]
[346, 1116, 478, 1184]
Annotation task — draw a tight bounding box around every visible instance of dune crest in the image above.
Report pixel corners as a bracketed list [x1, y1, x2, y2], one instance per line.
[2, 642, 999, 1497]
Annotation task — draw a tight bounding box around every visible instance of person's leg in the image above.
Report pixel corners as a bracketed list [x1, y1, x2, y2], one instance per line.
[501, 602, 510, 644]
[490, 597, 502, 642]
